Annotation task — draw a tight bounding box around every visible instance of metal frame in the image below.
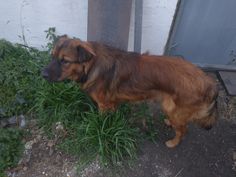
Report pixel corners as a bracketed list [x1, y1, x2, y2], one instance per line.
[87, 0, 132, 50]
[134, 0, 143, 53]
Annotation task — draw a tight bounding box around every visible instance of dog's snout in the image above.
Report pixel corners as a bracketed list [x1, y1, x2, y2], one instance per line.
[41, 68, 49, 79]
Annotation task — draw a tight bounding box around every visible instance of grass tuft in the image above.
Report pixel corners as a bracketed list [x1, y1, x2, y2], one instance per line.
[34, 81, 139, 165]
[60, 105, 138, 166]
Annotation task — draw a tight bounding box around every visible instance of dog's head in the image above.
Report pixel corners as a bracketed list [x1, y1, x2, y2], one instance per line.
[42, 35, 96, 83]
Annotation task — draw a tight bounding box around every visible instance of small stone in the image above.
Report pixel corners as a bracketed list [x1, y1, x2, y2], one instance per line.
[25, 140, 34, 150]
[55, 154, 63, 165]
[8, 116, 17, 125]
[36, 135, 42, 141]
[33, 138, 38, 144]
[19, 115, 26, 128]
[55, 122, 64, 131]
[47, 140, 54, 147]
[49, 147, 54, 156]
[18, 158, 23, 165]
[33, 135, 42, 143]
[67, 167, 77, 177]
[23, 166, 28, 171]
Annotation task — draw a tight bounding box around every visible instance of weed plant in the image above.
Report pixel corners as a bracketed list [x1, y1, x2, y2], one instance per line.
[0, 39, 49, 118]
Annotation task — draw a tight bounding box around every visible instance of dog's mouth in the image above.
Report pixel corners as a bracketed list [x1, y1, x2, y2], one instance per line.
[41, 67, 62, 82]
[41, 58, 63, 82]
[41, 68, 50, 80]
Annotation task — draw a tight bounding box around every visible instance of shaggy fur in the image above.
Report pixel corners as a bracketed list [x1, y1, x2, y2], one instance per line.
[42, 36, 218, 148]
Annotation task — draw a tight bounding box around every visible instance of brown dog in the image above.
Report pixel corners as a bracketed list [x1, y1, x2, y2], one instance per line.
[42, 36, 218, 148]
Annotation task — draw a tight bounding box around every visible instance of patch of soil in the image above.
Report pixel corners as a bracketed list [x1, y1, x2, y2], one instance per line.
[7, 73, 236, 177]
[7, 121, 78, 177]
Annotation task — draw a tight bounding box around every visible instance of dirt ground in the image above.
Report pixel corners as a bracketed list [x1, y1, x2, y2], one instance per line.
[6, 73, 236, 177]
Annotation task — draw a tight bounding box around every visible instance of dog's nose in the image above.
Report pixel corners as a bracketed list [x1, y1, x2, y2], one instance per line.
[41, 68, 49, 79]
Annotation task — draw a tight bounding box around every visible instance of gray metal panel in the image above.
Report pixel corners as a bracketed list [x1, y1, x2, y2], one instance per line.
[88, 0, 132, 50]
[167, 0, 236, 65]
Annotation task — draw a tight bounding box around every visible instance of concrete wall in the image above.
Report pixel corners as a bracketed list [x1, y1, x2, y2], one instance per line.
[0, 0, 88, 49]
[141, 0, 178, 54]
[0, 0, 178, 54]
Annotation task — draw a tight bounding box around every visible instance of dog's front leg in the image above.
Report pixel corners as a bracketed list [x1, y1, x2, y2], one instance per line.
[97, 102, 117, 112]
[165, 122, 187, 148]
[90, 92, 116, 112]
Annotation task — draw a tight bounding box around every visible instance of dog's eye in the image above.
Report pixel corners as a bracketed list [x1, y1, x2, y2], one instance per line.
[61, 59, 70, 64]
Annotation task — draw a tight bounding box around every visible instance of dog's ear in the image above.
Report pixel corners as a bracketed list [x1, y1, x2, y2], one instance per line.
[76, 44, 96, 63]
[77, 46, 91, 63]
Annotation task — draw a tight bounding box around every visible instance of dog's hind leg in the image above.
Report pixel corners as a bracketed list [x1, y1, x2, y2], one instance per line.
[161, 95, 187, 148]
[165, 119, 187, 148]
[165, 106, 194, 148]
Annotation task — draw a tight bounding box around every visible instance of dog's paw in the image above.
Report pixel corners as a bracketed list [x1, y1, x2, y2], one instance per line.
[165, 140, 179, 148]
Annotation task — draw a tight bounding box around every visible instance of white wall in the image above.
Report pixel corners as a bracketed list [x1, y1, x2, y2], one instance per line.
[142, 0, 178, 54]
[0, 0, 177, 54]
[0, 0, 87, 49]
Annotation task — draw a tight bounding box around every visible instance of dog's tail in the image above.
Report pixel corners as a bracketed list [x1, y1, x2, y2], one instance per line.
[195, 85, 218, 130]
